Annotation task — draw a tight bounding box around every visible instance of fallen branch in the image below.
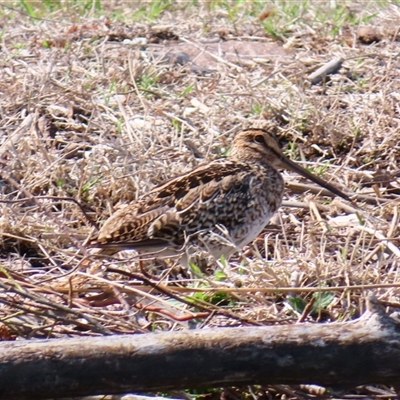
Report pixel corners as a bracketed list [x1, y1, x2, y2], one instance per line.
[0, 294, 399, 399]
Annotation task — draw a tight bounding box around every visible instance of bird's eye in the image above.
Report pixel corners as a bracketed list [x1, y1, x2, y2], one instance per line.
[254, 135, 265, 144]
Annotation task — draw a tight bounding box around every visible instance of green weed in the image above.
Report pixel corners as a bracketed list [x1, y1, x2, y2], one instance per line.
[17, 0, 103, 17]
[250, 101, 263, 115]
[308, 161, 330, 177]
[171, 118, 182, 132]
[191, 288, 233, 306]
[81, 176, 102, 197]
[132, 0, 173, 21]
[179, 83, 194, 97]
[55, 178, 64, 187]
[139, 74, 158, 91]
[288, 291, 335, 316]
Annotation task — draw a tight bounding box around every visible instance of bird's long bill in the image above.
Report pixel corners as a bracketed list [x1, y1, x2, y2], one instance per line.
[278, 154, 350, 201]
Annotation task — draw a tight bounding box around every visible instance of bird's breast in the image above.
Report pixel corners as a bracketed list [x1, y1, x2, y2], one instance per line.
[231, 167, 284, 247]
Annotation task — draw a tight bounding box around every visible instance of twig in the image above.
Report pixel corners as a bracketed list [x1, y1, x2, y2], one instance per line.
[308, 57, 343, 84]
[0, 195, 98, 229]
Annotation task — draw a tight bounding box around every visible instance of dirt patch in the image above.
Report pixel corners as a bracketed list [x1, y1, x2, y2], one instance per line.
[163, 39, 289, 70]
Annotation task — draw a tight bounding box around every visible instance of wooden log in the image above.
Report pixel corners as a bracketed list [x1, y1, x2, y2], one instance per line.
[0, 294, 399, 399]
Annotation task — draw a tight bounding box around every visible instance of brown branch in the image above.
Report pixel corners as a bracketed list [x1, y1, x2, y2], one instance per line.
[105, 266, 263, 326]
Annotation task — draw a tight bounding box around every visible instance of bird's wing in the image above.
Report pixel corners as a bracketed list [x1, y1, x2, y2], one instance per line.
[92, 160, 254, 248]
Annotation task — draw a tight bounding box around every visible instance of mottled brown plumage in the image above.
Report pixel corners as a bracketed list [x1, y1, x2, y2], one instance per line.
[90, 129, 350, 265]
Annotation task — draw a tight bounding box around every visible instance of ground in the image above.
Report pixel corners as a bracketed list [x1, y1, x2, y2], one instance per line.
[0, 1, 400, 399]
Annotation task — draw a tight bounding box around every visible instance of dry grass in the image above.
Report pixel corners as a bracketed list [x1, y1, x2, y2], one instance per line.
[1, 0, 400, 398]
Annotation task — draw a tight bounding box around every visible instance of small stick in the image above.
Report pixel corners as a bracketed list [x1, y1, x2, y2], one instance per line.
[308, 57, 343, 84]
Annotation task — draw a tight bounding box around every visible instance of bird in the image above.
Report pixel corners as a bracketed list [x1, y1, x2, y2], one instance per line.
[89, 128, 350, 266]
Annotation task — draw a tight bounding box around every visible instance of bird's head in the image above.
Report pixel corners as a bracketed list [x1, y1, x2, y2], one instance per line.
[229, 128, 350, 201]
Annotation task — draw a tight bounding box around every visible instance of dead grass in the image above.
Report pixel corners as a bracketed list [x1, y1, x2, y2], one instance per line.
[0, 0, 400, 398]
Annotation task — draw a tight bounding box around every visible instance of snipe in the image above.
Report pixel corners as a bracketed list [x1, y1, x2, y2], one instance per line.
[89, 129, 350, 265]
